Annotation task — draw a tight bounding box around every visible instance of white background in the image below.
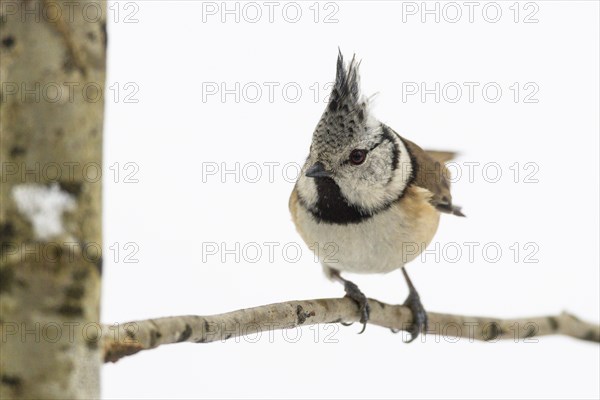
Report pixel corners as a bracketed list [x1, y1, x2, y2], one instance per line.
[102, 1, 599, 398]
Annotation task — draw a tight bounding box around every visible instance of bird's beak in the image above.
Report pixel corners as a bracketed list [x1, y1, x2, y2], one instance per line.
[305, 162, 332, 178]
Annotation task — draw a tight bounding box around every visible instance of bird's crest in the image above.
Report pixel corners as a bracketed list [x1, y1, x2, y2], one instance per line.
[329, 50, 362, 111]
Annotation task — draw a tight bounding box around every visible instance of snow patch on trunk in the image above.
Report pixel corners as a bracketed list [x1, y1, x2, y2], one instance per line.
[12, 183, 77, 240]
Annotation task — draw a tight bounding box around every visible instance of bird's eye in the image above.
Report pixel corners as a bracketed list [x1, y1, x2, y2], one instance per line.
[349, 149, 367, 165]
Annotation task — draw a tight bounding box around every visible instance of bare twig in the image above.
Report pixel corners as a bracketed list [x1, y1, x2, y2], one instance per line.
[102, 297, 599, 363]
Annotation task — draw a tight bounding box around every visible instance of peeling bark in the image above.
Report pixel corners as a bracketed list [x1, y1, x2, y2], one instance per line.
[1, 1, 106, 398]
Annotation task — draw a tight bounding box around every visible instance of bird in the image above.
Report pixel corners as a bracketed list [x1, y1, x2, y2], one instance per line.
[289, 51, 465, 342]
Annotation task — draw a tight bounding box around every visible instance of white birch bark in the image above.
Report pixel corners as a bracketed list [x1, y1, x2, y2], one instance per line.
[1, 1, 106, 397]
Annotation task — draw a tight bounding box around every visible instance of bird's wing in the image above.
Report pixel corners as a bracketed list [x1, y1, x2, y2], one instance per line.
[401, 138, 465, 217]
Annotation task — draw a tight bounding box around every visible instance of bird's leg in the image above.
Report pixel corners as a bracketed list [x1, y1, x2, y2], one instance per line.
[330, 269, 370, 334]
[401, 267, 428, 343]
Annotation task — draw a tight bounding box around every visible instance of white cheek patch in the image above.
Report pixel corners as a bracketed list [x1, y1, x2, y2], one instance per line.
[336, 131, 413, 212]
[338, 179, 388, 210]
[389, 136, 413, 198]
[336, 159, 389, 210]
[296, 173, 318, 209]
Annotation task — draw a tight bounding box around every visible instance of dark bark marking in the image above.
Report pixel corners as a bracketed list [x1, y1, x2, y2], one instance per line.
[296, 305, 315, 325]
[9, 145, 25, 157]
[547, 317, 559, 331]
[149, 330, 162, 347]
[1, 374, 22, 390]
[0, 222, 15, 242]
[524, 325, 537, 339]
[100, 21, 107, 49]
[583, 330, 597, 342]
[95, 255, 103, 275]
[57, 304, 84, 317]
[71, 267, 90, 282]
[177, 324, 192, 343]
[1, 35, 15, 49]
[58, 181, 83, 197]
[65, 284, 85, 300]
[0, 266, 15, 294]
[483, 322, 503, 341]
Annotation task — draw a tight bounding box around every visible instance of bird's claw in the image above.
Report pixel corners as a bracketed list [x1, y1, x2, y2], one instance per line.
[403, 290, 428, 343]
[343, 280, 370, 334]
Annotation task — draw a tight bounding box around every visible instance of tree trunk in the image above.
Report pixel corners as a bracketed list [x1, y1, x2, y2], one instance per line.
[1, 1, 106, 398]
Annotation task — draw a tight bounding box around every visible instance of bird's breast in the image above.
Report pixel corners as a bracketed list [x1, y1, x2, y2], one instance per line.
[290, 185, 440, 274]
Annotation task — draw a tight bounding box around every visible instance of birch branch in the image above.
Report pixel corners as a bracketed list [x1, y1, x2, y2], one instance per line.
[103, 297, 600, 363]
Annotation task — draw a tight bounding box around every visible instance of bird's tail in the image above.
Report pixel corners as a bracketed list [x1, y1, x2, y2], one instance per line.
[424, 150, 457, 164]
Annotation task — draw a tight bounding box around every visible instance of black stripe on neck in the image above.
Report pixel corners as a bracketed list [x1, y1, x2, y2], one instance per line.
[397, 135, 417, 190]
[309, 177, 374, 224]
[381, 125, 399, 172]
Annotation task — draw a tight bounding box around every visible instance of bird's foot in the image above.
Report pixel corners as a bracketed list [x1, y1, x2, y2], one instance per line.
[342, 280, 370, 334]
[403, 290, 428, 343]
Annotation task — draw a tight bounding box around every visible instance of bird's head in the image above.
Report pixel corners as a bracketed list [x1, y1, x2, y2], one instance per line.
[297, 51, 414, 223]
